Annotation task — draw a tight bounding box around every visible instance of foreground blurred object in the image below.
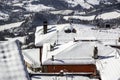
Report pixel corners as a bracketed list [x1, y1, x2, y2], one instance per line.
[0, 40, 30, 80]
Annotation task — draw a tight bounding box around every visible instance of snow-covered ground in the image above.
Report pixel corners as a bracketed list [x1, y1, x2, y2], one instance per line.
[97, 11, 120, 20]
[6, 36, 26, 44]
[64, 11, 120, 21]
[50, 10, 73, 15]
[65, 0, 93, 9]
[25, 4, 55, 12]
[0, 21, 24, 31]
[64, 15, 95, 21]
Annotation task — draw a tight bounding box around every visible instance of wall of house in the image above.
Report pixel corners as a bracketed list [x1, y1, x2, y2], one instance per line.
[42, 64, 97, 75]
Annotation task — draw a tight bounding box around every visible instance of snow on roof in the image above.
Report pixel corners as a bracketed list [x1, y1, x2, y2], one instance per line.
[35, 24, 77, 46]
[0, 40, 30, 80]
[0, 21, 24, 31]
[22, 48, 40, 68]
[42, 41, 115, 65]
[96, 49, 120, 80]
[35, 23, 120, 46]
[75, 28, 120, 45]
[31, 74, 99, 80]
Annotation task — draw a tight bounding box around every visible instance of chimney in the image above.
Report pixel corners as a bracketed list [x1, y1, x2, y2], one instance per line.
[93, 46, 98, 59]
[43, 21, 47, 34]
[51, 55, 54, 61]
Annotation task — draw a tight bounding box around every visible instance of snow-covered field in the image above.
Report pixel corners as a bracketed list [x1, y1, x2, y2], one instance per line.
[64, 15, 95, 21]
[64, 11, 120, 21]
[0, 21, 24, 31]
[97, 11, 120, 20]
[25, 4, 55, 12]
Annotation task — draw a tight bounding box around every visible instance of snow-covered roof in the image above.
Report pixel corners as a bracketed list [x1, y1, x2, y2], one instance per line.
[35, 23, 120, 46]
[42, 41, 116, 65]
[35, 24, 77, 46]
[0, 40, 30, 80]
[96, 49, 120, 80]
[22, 48, 40, 68]
[75, 28, 120, 46]
[31, 74, 99, 80]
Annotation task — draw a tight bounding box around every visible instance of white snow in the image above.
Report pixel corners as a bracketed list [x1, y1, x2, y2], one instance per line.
[35, 23, 120, 47]
[6, 36, 26, 44]
[35, 24, 77, 46]
[64, 15, 95, 21]
[96, 49, 120, 80]
[64, 11, 120, 21]
[0, 21, 24, 31]
[22, 49, 40, 68]
[0, 40, 30, 80]
[87, 0, 100, 5]
[65, 0, 93, 9]
[50, 10, 73, 15]
[42, 41, 115, 65]
[97, 11, 120, 20]
[31, 75, 99, 80]
[25, 4, 55, 12]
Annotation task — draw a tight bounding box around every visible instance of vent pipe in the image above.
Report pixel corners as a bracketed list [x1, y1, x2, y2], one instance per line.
[51, 55, 54, 61]
[43, 21, 47, 34]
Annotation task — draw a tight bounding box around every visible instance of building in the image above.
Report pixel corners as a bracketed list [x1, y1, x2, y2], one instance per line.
[0, 40, 30, 80]
[40, 41, 118, 79]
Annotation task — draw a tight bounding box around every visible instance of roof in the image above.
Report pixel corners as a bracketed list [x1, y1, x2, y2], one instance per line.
[0, 40, 30, 80]
[35, 23, 120, 47]
[35, 24, 77, 46]
[42, 41, 116, 65]
[96, 49, 120, 80]
[75, 28, 120, 46]
[22, 48, 40, 68]
[31, 74, 99, 80]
